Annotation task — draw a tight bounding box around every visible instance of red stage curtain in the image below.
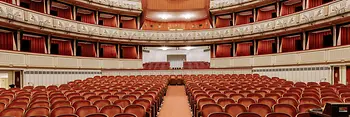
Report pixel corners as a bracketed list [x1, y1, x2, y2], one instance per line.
[235, 14, 253, 25]
[340, 27, 350, 45]
[78, 43, 96, 57]
[51, 39, 72, 56]
[216, 44, 232, 57]
[281, 36, 300, 52]
[30, 1, 45, 13]
[122, 46, 137, 59]
[257, 39, 275, 55]
[80, 12, 96, 24]
[22, 35, 46, 53]
[281, 2, 302, 16]
[215, 17, 231, 28]
[236, 42, 252, 56]
[0, 32, 14, 50]
[100, 44, 116, 58]
[101, 16, 117, 27]
[0, 0, 12, 4]
[308, 31, 331, 49]
[51, 6, 72, 20]
[257, 9, 276, 21]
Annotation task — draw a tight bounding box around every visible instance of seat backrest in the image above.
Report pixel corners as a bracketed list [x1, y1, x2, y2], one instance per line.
[198, 98, 216, 110]
[93, 100, 111, 109]
[124, 104, 146, 117]
[29, 101, 50, 108]
[299, 97, 321, 105]
[86, 113, 108, 117]
[201, 104, 223, 117]
[296, 112, 311, 117]
[24, 107, 50, 117]
[225, 104, 247, 117]
[248, 104, 271, 117]
[72, 100, 91, 109]
[208, 112, 232, 117]
[51, 100, 71, 109]
[133, 99, 151, 111]
[0, 102, 5, 111]
[278, 97, 299, 107]
[51, 106, 75, 117]
[100, 105, 122, 117]
[273, 104, 297, 117]
[57, 114, 79, 117]
[298, 104, 322, 113]
[114, 99, 131, 108]
[238, 98, 256, 108]
[258, 98, 276, 108]
[217, 98, 235, 107]
[266, 112, 292, 117]
[321, 97, 342, 106]
[76, 106, 98, 117]
[114, 113, 137, 117]
[237, 112, 261, 117]
[0, 107, 24, 117]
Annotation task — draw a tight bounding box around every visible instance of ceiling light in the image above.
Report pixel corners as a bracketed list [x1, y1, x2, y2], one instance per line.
[182, 13, 194, 19]
[159, 14, 171, 20]
[160, 47, 169, 50]
[184, 46, 195, 50]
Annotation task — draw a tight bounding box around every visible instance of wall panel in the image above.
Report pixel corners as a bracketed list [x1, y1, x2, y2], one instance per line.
[102, 69, 252, 76]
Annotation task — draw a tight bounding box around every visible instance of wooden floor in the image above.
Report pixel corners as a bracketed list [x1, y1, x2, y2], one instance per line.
[157, 86, 192, 117]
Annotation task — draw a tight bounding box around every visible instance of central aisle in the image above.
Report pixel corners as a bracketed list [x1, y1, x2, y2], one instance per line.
[158, 86, 192, 117]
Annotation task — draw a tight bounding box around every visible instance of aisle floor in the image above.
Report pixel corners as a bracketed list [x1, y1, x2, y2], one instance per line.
[157, 86, 192, 117]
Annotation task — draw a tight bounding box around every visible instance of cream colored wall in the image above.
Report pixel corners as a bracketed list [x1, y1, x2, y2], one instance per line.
[102, 69, 252, 76]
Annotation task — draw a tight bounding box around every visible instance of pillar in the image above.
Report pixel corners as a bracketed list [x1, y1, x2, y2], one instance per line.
[47, 35, 51, 54]
[253, 40, 257, 55]
[212, 44, 216, 58]
[137, 45, 140, 59]
[95, 11, 99, 25]
[212, 15, 216, 28]
[333, 25, 337, 46]
[137, 16, 141, 29]
[96, 42, 100, 57]
[46, 0, 50, 15]
[232, 42, 236, 56]
[73, 39, 77, 56]
[276, 2, 280, 17]
[303, 32, 307, 50]
[277, 37, 280, 53]
[117, 44, 121, 58]
[253, 8, 257, 22]
[232, 13, 235, 26]
[117, 15, 120, 28]
[73, 6, 77, 20]
[16, 30, 21, 51]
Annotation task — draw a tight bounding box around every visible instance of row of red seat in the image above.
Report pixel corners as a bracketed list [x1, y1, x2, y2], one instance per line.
[183, 74, 349, 117]
[183, 61, 210, 69]
[143, 62, 170, 70]
[0, 75, 170, 117]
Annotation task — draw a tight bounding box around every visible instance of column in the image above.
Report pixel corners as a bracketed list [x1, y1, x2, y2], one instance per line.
[73, 6, 77, 20]
[333, 25, 337, 46]
[47, 35, 51, 54]
[137, 16, 141, 29]
[304, 0, 307, 9]
[95, 11, 99, 25]
[16, 0, 20, 6]
[253, 40, 257, 55]
[96, 42, 100, 57]
[253, 8, 257, 22]
[46, 0, 51, 15]
[232, 13, 235, 26]
[212, 15, 216, 28]
[137, 45, 140, 59]
[303, 32, 307, 50]
[16, 30, 21, 51]
[73, 39, 77, 56]
[276, 2, 280, 17]
[277, 37, 280, 53]
[212, 44, 216, 58]
[340, 66, 347, 84]
[117, 44, 121, 58]
[232, 42, 236, 56]
[117, 15, 120, 28]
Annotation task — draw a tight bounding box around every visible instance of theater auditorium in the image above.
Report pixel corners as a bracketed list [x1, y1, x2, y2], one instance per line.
[0, 0, 349, 117]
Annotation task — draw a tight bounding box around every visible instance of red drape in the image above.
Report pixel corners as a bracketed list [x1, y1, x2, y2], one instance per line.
[216, 44, 232, 57]
[281, 36, 300, 52]
[257, 39, 275, 55]
[340, 27, 350, 45]
[51, 39, 72, 56]
[235, 14, 253, 25]
[30, 1, 45, 13]
[120, 18, 137, 29]
[236, 42, 253, 56]
[257, 9, 276, 21]
[51, 6, 72, 20]
[308, 31, 331, 49]
[100, 44, 117, 58]
[78, 43, 96, 57]
[122, 46, 137, 59]
[281, 2, 302, 16]
[80, 12, 96, 24]
[215, 17, 231, 28]
[22, 35, 46, 54]
[347, 67, 350, 85]
[0, 0, 12, 4]
[101, 16, 117, 27]
[0, 32, 14, 50]
[308, 0, 328, 8]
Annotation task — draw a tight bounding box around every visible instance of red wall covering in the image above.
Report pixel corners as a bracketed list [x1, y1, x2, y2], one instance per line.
[308, 31, 331, 49]
[257, 39, 275, 55]
[21, 0, 45, 13]
[1, 0, 12, 4]
[281, 2, 302, 16]
[22, 35, 46, 54]
[122, 46, 137, 59]
[215, 17, 231, 28]
[78, 12, 96, 24]
[257, 9, 276, 21]
[100, 44, 117, 58]
[308, 0, 334, 8]
[216, 44, 232, 57]
[51, 6, 72, 20]
[0, 32, 14, 50]
[78, 43, 96, 57]
[51, 39, 72, 56]
[100, 16, 117, 27]
[281, 36, 301, 52]
[236, 42, 253, 56]
[235, 14, 253, 25]
[340, 27, 350, 45]
[121, 18, 137, 29]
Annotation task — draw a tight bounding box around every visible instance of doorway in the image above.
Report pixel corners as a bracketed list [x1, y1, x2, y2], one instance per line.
[334, 67, 340, 84]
